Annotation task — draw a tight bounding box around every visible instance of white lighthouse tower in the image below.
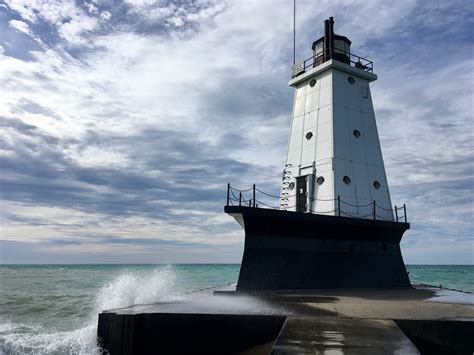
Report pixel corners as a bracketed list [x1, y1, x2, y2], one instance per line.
[281, 17, 393, 221]
[225, 16, 411, 291]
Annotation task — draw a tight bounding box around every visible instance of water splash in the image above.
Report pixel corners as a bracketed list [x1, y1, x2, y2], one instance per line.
[0, 267, 180, 354]
[96, 266, 181, 311]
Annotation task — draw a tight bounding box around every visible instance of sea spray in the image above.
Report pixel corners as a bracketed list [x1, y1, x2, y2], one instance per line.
[0, 266, 184, 354]
[95, 266, 182, 310]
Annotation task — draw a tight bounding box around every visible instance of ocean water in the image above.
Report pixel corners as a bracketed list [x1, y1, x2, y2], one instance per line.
[406, 265, 474, 292]
[0, 264, 472, 354]
[0, 264, 240, 354]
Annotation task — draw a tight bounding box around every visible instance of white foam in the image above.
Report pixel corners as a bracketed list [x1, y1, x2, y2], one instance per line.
[428, 288, 474, 305]
[0, 321, 99, 355]
[0, 266, 181, 354]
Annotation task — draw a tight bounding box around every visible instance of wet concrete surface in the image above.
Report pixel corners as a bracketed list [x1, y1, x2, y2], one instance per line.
[273, 318, 419, 354]
[108, 284, 474, 320]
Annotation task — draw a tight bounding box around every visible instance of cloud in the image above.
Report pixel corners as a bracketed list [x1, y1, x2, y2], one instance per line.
[5, 0, 99, 44]
[7, 19, 45, 46]
[124, 0, 225, 28]
[8, 19, 31, 35]
[100, 11, 111, 20]
[0, 0, 472, 264]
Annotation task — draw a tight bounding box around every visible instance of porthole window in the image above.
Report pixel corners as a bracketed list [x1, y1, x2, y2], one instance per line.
[289, 182, 295, 190]
[348, 76, 355, 85]
[343, 176, 351, 185]
[317, 176, 325, 185]
[353, 130, 361, 138]
[309, 79, 316, 87]
[373, 181, 381, 189]
[305, 131, 313, 140]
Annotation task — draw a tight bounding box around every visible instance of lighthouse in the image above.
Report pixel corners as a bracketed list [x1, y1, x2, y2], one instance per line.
[225, 17, 411, 291]
[281, 17, 392, 221]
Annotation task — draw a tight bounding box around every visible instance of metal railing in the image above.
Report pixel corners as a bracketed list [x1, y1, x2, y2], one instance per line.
[226, 183, 407, 223]
[292, 48, 373, 78]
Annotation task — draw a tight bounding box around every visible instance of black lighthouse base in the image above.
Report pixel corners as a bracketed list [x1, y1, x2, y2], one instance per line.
[225, 206, 411, 292]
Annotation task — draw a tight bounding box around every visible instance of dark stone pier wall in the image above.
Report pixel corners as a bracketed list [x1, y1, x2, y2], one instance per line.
[98, 312, 285, 355]
[225, 206, 411, 291]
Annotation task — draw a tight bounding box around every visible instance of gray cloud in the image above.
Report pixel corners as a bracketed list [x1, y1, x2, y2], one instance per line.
[1, 118, 257, 218]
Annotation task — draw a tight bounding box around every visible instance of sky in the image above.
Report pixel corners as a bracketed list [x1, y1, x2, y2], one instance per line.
[0, 0, 472, 264]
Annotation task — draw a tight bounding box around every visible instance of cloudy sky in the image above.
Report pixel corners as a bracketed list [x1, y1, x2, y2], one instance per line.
[0, 0, 472, 264]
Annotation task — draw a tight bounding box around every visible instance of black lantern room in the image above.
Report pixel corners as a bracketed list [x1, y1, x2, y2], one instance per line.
[311, 17, 351, 67]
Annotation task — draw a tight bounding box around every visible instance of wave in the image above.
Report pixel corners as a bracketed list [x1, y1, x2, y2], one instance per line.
[0, 321, 98, 355]
[0, 266, 182, 354]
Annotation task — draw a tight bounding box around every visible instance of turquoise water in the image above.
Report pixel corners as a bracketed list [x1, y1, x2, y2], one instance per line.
[406, 265, 474, 292]
[0, 264, 239, 354]
[0, 264, 471, 354]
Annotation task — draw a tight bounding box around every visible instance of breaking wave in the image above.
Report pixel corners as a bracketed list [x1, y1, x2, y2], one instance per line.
[0, 267, 181, 354]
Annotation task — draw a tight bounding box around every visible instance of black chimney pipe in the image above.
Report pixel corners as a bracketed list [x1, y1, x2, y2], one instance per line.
[328, 17, 334, 60]
[324, 19, 329, 61]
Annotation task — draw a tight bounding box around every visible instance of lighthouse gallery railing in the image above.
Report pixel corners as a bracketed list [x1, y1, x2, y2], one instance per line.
[292, 48, 373, 78]
[226, 183, 407, 223]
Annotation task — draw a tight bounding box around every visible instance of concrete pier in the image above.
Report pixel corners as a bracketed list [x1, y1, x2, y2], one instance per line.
[97, 285, 474, 354]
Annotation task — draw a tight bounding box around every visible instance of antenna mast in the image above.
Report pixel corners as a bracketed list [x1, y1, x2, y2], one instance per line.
[293, 0, 296, 65]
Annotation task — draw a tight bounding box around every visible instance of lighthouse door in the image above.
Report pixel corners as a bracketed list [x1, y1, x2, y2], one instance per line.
[296, 176, 307, 213]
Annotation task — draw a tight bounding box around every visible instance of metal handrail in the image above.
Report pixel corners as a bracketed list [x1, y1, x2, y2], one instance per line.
[226, 183, 407, 223]
[292, 47, 373, 78]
